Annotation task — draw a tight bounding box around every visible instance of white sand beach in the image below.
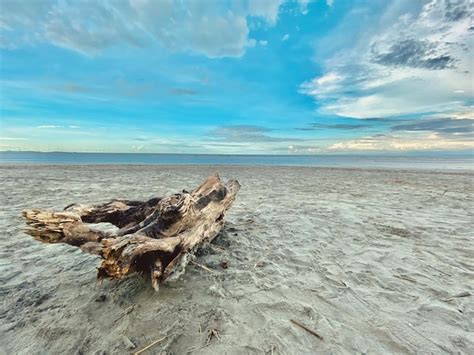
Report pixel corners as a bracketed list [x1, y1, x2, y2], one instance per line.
[0, 165, 473, 354]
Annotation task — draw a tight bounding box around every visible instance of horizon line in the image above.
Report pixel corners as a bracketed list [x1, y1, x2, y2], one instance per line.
[1, 150, 473, 157]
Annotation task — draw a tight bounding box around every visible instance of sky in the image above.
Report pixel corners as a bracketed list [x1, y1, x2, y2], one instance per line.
[0, 0, 473, 154]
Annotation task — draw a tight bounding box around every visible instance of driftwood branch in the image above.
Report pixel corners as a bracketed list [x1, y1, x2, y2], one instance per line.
[23, 173, 240, 290]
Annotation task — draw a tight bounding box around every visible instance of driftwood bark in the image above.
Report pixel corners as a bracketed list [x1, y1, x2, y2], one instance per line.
[23, 173, 240, 290]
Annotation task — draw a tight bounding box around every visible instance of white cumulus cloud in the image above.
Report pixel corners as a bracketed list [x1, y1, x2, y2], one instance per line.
[300, 0, 473, 119]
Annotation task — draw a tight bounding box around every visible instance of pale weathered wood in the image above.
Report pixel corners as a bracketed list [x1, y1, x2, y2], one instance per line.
[23, 173, 240, 290]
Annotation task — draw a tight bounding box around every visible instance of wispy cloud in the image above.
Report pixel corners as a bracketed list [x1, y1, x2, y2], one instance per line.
[296, 122, 369, 131]
[170, 88, 198, 96]
[0, 0, 309, 58]
[37, 125, 61, 129]
[287, 144, 321, 153]
[209, 125, 305, 143]
[35, 124, 85, 131]
[328, 132, 474, 152]
[131, 144, 144, 151]
[390, 117, 473, 138]
[0, 137, 29, 141]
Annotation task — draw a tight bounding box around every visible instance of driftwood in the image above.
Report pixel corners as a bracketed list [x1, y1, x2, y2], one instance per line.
[22, 173, 240, 290]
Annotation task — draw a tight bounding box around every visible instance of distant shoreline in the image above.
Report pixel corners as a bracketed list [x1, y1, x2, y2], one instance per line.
[1, 164, 473, 175]
[1, 150, 473, 157]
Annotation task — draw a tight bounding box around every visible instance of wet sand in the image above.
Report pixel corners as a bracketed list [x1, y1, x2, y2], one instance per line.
[0, 165, 473, 354]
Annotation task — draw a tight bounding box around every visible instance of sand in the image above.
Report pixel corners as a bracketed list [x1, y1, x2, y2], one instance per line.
[0, 165, 473, 354]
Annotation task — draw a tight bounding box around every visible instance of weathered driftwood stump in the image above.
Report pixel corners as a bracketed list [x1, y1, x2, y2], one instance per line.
[23, 173, 240, 290]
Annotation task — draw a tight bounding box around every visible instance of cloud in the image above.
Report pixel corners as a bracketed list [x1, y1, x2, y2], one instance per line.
[0, 0, 301, 58]
[259, 40, 268, 46]
[0, 1, 50, 32]
[170, 88, 197, 96]
[372, 38, 456, 70]
[59, 84, 92, 93]
[282, 33, 290, 41]
[287, 143, 321, 153]
[44, 2, 145, 56]
[327, 108, 474, 151]
[247, 0, 284, 25]
[37, 124, 84, 130]
[132, 136, 153, 142]
[296, 123, 368, 130]
[328, 132, 474, 151]
[297, 0, 310, 14]
[0, 137, 29, 140]
[312, 72, 342, 86]
[37, 125, 61, 129]
[300, 0, 472, 118]
[443, 0, 471, 21]
[390, 116, 473, 138]
[208, 125, 305, 142]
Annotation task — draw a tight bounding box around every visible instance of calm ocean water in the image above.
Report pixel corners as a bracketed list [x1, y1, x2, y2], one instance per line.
[0, 151, 473, 171]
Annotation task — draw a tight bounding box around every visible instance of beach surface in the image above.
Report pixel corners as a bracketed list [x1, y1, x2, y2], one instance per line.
[0, 165, 473, 354]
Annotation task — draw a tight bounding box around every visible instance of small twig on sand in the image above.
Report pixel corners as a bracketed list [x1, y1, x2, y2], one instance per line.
[394, 274, 417, 283]
[443, 291, 471, 302]
[133, 335, 168, 355]
[190, 260, 217, 274]
[113, 305, 135, 324]
[290, 319, 324, 340]
[335, 280, 348, 288]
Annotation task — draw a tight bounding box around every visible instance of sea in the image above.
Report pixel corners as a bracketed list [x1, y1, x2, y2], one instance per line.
[0, 151, 473, 171]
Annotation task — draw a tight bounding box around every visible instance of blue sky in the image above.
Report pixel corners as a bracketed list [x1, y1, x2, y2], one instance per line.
[0, 0, 472, 154]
